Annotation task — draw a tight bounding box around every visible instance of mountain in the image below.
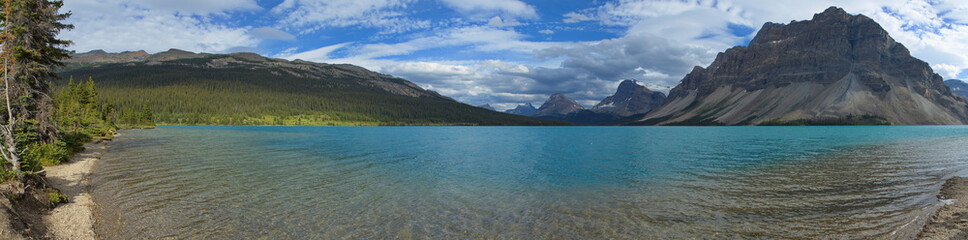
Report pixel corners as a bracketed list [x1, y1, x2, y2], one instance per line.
[591, 80, 666, 117]
[945, 79, 968, 99]
[527, 81, 667, 125]
[527, 93, 614, 125]
[476, 104, 496, 111]
[56, 49, 564, 126]
[534, 93, 585, 118]
[636, 7, 968, 125]
[504, 103, 538, 116]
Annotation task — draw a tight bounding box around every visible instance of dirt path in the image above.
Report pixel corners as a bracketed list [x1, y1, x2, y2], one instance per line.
[42, 141, 109, 240]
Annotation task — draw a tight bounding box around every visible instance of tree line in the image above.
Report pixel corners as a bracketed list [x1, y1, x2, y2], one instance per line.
[0, 0, 156, 190]
[58, 64, 558, 126]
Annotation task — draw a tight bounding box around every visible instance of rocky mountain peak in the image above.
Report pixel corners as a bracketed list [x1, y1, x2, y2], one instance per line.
[813, 6, 851, 22]
[163, 48, 195, 54]
[639, 6, 968, 125]
[592, 79, 666, 117]
[616, 79, 641, 92]
[504, 103, 538, 116]
[536, 93, 585, 117]
[476, 104, 496, 111]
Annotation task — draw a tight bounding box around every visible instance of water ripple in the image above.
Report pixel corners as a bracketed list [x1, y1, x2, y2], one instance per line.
[91, 126, 968, 239]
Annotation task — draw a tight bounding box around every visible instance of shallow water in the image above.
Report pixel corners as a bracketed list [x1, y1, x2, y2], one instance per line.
[92, 126, 968, 239]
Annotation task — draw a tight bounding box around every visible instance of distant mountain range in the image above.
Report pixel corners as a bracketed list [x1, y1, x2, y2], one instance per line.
[476, 104, 496, 111]
[496, 7, 968, 126]
[57, 49, 563, 126]
[945, 80, 968, 99]
[505, 103, 538, 116]
[500, 80, 666, 125]
[632, 7, 968, 125]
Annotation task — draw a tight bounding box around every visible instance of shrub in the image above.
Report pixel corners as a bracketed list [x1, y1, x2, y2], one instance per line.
[60, 132, 92, 154]
[22, 140, 71, 168]
[47, 189, 68, 206]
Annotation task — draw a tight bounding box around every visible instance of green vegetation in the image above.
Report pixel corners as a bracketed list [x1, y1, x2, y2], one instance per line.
[46, 188, 68, 206]
[56, 62, 562, 126]
[22, 140, 69, 167]
[54, 77, 120, 139]
[0, 0, 74, 183]
[759, 115, 892, 126]
[0, 77, 125, 181]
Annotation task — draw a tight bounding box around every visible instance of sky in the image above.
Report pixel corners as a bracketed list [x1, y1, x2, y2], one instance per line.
[60, 0, 968, 110]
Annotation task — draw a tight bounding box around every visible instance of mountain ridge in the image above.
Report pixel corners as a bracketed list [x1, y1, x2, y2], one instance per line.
[637, 6, 968, 125]
[591, 80, 666, 117]
[58, 49, 564, 126]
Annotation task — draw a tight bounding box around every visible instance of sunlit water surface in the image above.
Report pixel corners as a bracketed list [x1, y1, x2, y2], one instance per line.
[91, 126, 968, 239]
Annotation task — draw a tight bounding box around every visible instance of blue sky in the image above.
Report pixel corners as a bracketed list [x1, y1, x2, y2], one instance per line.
[60, 0, 968, 110]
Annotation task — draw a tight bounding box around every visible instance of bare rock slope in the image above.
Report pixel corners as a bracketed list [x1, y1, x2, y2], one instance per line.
[638, 7, 968, 125]
[592, 80, 666, 117]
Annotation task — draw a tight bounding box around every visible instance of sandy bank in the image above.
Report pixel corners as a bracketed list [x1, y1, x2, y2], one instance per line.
[42, 140, 111, 240]
[919, 176, 968, 239]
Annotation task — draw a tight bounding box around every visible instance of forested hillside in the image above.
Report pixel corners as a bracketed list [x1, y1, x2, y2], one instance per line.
[56, 50, 562, 126]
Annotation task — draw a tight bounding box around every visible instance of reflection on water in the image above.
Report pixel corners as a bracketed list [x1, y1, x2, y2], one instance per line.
[92, 126, 968, 239]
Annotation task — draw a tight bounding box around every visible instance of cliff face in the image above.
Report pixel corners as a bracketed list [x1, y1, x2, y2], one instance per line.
[592, 80, 666, 117]
[638, 7, 968, 125]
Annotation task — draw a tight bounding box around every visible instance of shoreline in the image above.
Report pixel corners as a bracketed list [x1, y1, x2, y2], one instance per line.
[41, 138, 112, 240]
[918, 176, 968, 239]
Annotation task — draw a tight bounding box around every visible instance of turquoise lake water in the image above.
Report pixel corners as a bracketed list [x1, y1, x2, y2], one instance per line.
[91, 126, 968, 239]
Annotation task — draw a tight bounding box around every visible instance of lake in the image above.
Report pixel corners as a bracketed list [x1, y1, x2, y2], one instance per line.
[91, 126, 968, 239]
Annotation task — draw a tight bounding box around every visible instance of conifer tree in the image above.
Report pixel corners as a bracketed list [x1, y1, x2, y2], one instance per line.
[0, 0, 72, 179]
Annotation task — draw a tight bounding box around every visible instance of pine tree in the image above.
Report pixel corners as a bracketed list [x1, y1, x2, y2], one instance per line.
[140, 103, 153, 125]
[0, 0, 73, 180]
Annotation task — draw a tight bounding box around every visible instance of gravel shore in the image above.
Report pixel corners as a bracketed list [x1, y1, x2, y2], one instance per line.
[919, 176, 968, 240]
[42, 140, 110, 240]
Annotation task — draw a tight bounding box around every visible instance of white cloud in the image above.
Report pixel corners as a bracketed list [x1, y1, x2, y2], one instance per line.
[137, 0, 261, 15]
[248, 27, 297, 41]
[308, 26, 573, 60]
[934, 64, 963, 79]
[61, 0, 260, 53]
[562, 12, 593, 23]
[380, 0, 968, 106]
[284, 42, 353, 61]
[66, 0, 968, 107]
[573, 0, 968, 79]
[438, 0, 538, 20]
[487, 16, 521, 27]
[270, 0, 430, 34]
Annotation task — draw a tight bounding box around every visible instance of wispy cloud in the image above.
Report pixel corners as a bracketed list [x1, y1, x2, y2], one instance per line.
[270, 0, 430, 34]
[248, 27, 297, 41]
[438, 0, 538, 20]
[62, 0, 260, 54]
